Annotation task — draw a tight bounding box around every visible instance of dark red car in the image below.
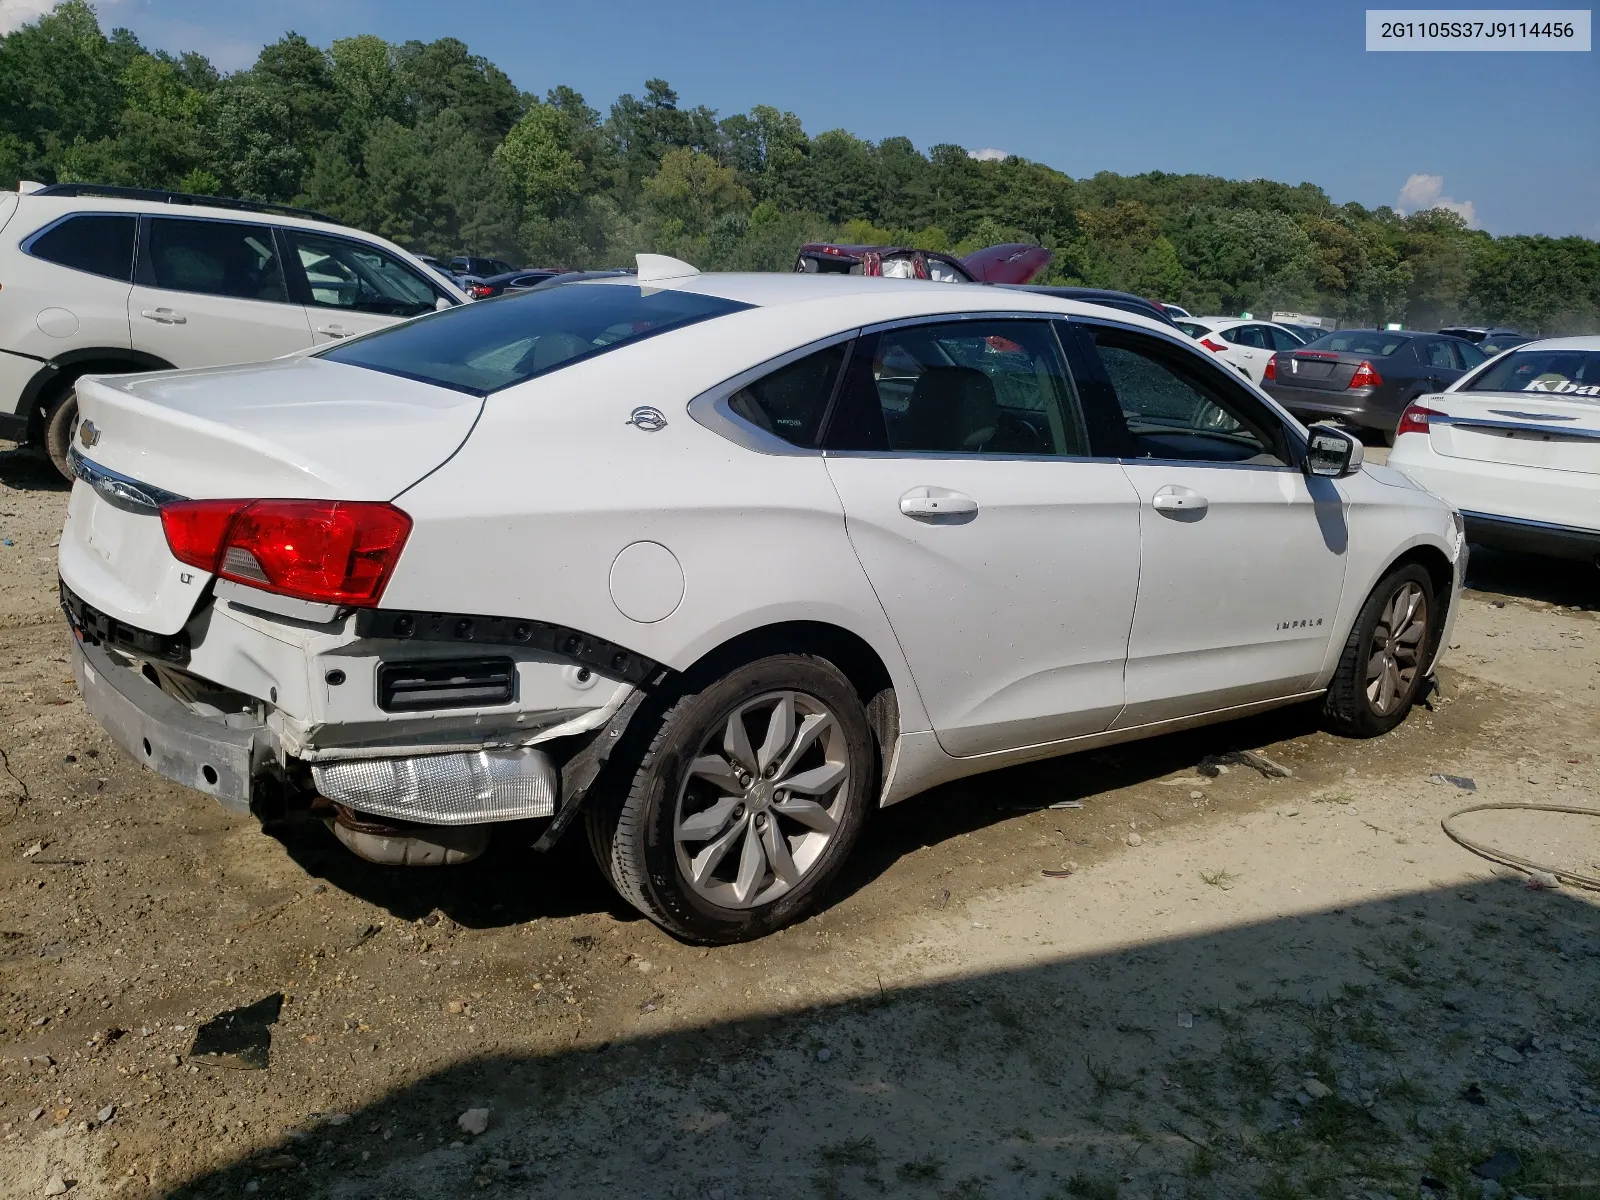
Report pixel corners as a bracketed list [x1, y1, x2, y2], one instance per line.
[794, 242, 1052, 285]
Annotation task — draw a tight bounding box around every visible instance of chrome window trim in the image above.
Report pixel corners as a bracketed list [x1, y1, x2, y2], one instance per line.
[822, 449, 1125, 466]
[1433, 415, 1600, 442]
[68, 447, 187, 515]
[686, 329, 860, 457]
[1116, 457, 1302, 473]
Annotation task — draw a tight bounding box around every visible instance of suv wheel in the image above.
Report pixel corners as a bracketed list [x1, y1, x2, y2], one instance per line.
[587, 654, 875, 944]
[40, 386, 79, 481]
[1322, 563, 1434, 737]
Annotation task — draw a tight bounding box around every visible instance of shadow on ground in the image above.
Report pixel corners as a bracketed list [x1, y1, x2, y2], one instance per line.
[1464, 546, 1598, 609]
[0, 444, 69, 492]
[267, 701, 1327, 933]
[161, 878, 1600, 1200]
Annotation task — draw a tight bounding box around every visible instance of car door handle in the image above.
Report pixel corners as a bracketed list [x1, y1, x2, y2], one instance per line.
[1151, 486, 1208, 515]
[900, 488, 978, 519]
[139, 309, 186, 324]
[315, 325, 352, 338]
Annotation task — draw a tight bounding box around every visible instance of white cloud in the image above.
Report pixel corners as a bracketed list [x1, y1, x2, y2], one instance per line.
[969, 148, 1009, 162]
[1, 0, 126, 34]
[1396, 173, 1476, 226]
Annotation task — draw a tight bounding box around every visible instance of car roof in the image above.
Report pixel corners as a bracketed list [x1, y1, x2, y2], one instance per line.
[1510, 335, 1600, 351]
[569, 271, 1182, 335]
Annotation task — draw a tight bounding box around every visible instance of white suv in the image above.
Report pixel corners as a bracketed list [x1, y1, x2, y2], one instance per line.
[0, 182, 466, 478]
[60, 260, 1465, 944]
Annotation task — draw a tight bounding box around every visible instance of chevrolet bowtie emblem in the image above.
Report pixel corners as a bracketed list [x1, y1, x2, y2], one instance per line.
[79, 419, 100, 447]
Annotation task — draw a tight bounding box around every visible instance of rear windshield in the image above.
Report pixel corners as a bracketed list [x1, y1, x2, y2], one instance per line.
[1464, 349, 1600, 397]
[320, 283, 753, 395]
[1304, 331, 1409, 357]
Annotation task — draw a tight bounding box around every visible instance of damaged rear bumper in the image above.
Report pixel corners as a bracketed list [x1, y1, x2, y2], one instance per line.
[71, 633, 268, 815]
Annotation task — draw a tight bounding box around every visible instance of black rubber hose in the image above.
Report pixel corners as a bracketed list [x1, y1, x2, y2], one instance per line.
[1441, 802, 1600, 890]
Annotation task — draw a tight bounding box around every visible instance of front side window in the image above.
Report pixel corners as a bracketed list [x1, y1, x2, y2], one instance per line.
[827, 320, 1087, 456]
[27, 214, 136, 282]
[1083, 326, 1288, 466]
[1464, 348, 1600, 397]
[146, 218, 285, 302]
[287, 231, 441, 318]
[321, 282, 753, 395]
[1455, 339, 1488, 368]
[727, 344, 847, 448]
[1267, 326, 1304, 352]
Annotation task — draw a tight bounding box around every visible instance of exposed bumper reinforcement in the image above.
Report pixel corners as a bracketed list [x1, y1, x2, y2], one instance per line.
[70, 632, 264, 814]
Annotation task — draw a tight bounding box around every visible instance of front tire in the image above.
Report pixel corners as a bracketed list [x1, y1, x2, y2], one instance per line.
[40, 387, 78, 481]
[587, 654, 876, 944]
[1322, 563, 1434, 737]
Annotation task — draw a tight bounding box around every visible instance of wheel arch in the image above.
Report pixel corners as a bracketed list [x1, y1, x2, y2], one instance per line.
[20, 348, 175, 441]
[675, 619, 902, 781]
[1376, 541, 1457, 666]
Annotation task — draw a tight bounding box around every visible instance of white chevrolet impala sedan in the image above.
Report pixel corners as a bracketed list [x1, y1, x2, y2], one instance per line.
[60, 255, 1465, 943]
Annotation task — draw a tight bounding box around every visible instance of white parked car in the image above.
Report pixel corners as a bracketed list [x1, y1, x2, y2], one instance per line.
[1175, 317, 1308, 384]
[0, 182, 467, 478]
[60, 256, 1465, 943]
[1389, 336, 1600, 565]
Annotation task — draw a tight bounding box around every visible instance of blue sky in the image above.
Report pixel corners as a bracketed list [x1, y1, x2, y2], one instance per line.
[30, 0, 1600, 236]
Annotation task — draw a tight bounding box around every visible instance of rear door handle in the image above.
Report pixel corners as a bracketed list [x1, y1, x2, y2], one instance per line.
[1151, 486, 1208, 515]
[900, 487, 978, 519]
[140, 309, 186, 325]
[316, 324, 353, 338]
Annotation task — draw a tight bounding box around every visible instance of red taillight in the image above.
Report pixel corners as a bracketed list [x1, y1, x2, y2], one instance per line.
[160, 499, 412, 606]
[468, 284, 493, 299]
[1396, 403, 1442, 438]
[1264, 353, 1278, 382]
[1199, 338, 1227, 352]
[1348, 360, 1383, 389]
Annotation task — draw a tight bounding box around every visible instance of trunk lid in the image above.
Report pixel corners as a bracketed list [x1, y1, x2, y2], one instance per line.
[1429, 391, 1600, 474]
[60, 355, 481, 634]
[959, 243, 1053, 284]
[1283, 350, 1359, 390]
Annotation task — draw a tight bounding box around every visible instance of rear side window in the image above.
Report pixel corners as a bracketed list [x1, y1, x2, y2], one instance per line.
[146, 218, 286, 302]
[727, 344, 847, 447]
[826, 320, 1087, 456]
[27, 214, 136, 282]
[1422, 340, 1457, 369]
[1224, 324, 1269, 349]
[321, 283, 753, 395]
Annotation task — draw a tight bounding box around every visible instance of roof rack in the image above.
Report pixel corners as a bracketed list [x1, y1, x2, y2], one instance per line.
[31, 183, 342, 226]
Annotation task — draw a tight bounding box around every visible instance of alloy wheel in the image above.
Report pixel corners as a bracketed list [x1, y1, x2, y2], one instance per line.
[1365, 580, 1428, 716]
[673, 690, 851, 910]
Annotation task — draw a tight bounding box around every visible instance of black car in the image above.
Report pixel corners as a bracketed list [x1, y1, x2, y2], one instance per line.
[464, 268, 565, 299]
[450, 255, 515, 279]
[1262, 329, 1488, 441]
[1003, 285, 1181, 329]
[1438, 326, 1534, 356]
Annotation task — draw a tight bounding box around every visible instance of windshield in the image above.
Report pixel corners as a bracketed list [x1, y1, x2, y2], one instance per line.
[320, 283, 752, 395]
[1463, 348, 1600, 398]
[1305, 331, 1409, 357]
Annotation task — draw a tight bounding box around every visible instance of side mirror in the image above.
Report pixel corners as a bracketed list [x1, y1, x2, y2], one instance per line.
[435, 296, 454, 311]
[1304, 425, 1363, 478]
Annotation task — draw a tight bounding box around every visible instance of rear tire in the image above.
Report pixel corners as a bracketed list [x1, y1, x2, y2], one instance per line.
[586, 653, 876, 944]
[1322, 563, 1435, 737]
[40, 387, 78, 482]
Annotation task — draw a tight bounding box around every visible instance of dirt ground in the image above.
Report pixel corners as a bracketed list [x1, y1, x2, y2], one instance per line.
[2, 438, 1599, 1200]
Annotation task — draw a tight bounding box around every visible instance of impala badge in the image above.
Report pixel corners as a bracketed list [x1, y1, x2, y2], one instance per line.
[79, 419, 100, 447]
[626, 406, 667, 432]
